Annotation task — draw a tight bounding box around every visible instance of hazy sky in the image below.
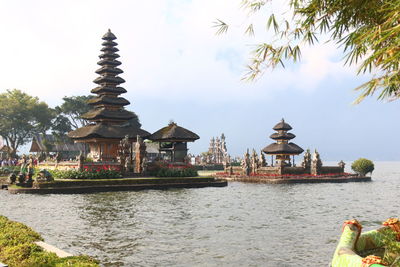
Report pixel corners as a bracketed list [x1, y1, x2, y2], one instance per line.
[0, 0, 399, 161]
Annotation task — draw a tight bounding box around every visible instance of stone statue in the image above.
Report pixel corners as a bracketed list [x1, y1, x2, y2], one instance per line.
[311, 149, 323, 175]
[250, 149, 259, 174]
[118, 135, 131, 173]
[301, 149, 312, 169]
[259, 150, 266, 167]
[27, 155, 35, 181]
[338, 160, 345, 172]
[241, 149, 251, 176]
[134, 135, 146, 174]
[55, 152, 62, 163]
[78, 151, 85, 171]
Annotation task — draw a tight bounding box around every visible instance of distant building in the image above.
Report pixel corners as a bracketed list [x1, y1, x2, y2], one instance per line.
[29, 134, 85, 159]
[206, 133, 228, 164]
[0, 136, 11, 159]
[148, 122, 200, 162]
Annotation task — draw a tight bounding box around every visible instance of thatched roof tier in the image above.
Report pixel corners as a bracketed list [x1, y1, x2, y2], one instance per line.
[102, 29, 117, 40]
[90, 86, 127, 94]
[95, 66, 123, 75]
[87, 96, 130, 106]
[97, 59, 121, 66]
[68, 123, 150, 140]
[93, 75, 125, 85]
[273, 119, 293, 131]
[102, 40, 117, 46]
[99, 52, 120, 59]
[149, 122, 199, 142]
[270, 132, 296, 140]
[100, 46, 119, 53]
[262, 142, 304, 155]
[81, 108, 135, 121]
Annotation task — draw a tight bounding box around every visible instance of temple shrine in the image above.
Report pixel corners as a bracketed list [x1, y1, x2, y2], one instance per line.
[262, 119, 304, 166]
[219, 118, 348, 180]
[148, 122, 199, 162]
[68, 30, 150, 162]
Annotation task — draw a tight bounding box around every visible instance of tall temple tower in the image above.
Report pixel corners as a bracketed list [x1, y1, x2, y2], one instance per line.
[68, 30, 150, 161]
[262, 119, 303, 166]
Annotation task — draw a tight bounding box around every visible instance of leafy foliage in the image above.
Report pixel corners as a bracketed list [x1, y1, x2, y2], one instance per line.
[0, 89, 55, 156]
[0, 215, 99, 266]
[215, 0, 400, 102]
[381, 229, 400, 265]
[50, 169, 122, 179]
[55, 95, 94, 130]
[351, 158, 375, 176]
[0, 166, 20, 176]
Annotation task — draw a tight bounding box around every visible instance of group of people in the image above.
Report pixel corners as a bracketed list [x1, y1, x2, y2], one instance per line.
[0, 158, 18, 167]
[0, 156, 38, 168]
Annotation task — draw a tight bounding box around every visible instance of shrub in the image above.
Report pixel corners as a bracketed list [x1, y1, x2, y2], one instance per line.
[0, 166, 20, 176]
[148, 162, 198, 177]
[351, 158, 375, 176]
[50, 169, 122, 179]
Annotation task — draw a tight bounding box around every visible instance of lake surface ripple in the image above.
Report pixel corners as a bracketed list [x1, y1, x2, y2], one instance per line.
[0, 162, 399, 266]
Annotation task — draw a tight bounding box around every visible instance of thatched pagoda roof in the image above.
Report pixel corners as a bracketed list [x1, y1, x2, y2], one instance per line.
[102, 29, 116, 40]
[270, 132, 296, 140]
[81, 108, 136, 121]
[148, 122, 199, 142]
[87, 96, 130, 106]
[262, 142, 304, 155]
[273, 119, 292, 131]
[91, 86, 127, 95]
[68, 123, 150, 140]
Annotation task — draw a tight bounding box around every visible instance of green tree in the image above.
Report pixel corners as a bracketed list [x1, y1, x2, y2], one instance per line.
[0, 89, 55, 156]
[55, 95, 142, 130]
[215, 0, 400, 103]
[55, 95, 94, 129]
[351, 158, 374, 176]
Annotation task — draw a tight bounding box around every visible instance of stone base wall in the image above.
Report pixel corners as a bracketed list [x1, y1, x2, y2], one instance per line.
[282, 167, 307, 175]
[320, 166, 343, 174]
[223, 165, 344, 176]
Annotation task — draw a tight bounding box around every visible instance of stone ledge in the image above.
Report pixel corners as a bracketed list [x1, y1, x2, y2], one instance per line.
[7, 179, 228, 194]
[34, 241, 73, 258]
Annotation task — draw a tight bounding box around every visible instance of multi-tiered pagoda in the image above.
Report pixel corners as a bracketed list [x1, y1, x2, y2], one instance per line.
[262, 119, 304, 166]
[68, 30, 150, 161]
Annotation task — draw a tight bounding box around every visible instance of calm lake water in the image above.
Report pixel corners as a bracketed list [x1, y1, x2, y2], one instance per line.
[0, 162, 399, 266]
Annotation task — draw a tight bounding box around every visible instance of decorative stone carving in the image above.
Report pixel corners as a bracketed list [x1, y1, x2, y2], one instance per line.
[302, 149, 312, 170]
[241, 149, 251, 176]
[311, 149, 322, 175]
[134, 135, 146, 174]
[338, 160, 345, 172]
[118, 135, 131, 173]
[207, 133, 228, 164]
[78, 151, 85, 171]
[250, 149, 260, 174]
[259, 150, 266, 167]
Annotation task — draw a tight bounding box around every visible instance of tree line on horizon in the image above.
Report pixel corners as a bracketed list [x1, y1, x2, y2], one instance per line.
[0, 89, 141, 157]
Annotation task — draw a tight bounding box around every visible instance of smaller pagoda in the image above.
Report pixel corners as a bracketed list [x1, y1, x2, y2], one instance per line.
[262, 119, 304, 166]
[148, 122, 199, 162]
